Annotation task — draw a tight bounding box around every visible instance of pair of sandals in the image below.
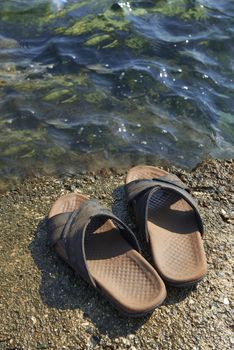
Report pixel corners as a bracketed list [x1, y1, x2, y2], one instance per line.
[47, 165, 207, 317]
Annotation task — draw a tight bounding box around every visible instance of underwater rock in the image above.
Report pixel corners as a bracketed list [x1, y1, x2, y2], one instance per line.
[0, 35, 19, 49]
[43, 88, 71, 101]
[0, 63, 17, 79]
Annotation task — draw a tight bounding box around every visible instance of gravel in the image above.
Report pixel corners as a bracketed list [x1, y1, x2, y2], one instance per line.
[0, 159, 233, 350]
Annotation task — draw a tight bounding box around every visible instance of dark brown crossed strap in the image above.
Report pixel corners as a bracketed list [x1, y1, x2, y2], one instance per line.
[125, 173, 204, 241]
[47, 199, 141, 287]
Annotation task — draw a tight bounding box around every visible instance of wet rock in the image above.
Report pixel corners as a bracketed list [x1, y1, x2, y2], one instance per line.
[111, 3, 124, 12]
[0, 35, 19, 49]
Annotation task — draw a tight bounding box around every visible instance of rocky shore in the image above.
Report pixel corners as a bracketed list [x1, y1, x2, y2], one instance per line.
[0, 159, 233, 350]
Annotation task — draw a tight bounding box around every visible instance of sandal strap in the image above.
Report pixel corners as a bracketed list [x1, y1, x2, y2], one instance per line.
[126, 173, 189, 203]
[125, 175, 204, 241]
[47, 199, 140, 287]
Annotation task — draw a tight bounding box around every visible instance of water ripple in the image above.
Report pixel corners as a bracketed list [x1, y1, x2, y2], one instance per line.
[0, 0, 233, 189]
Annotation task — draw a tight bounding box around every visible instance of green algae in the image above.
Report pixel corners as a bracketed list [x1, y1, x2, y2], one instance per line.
[85, 32, 119, 48]
[0, 71, 72, 91]
[181, 5, 207, 21]
[125, 35, 148, 50]
[43, 146, 66, 158]
[61, 94, 78, 104]
[0, 0, 207, 52]
[148, 0, 207, 20]
[45, 1, 88, 22]
[43, 89, 71, 101]
[1, 71, 90, 102]
[103, 39, 119, 49]
[0, 1, 53, 35]
[0, 80, 7, 87]
[1, 143, 32, 158]
[85, 91, 108, 105]
[0, 0, 208, 44]
[85, 34, 112, 46]
[57, 10, 128, 36]
[0, 125, 65, 161]
[110, 0, 207, 21]
[0, 127, 46, 148]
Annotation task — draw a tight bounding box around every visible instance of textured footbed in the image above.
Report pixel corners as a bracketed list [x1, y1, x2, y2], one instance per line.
[126, 165, 207, 286]
[48, 193, 166, 315]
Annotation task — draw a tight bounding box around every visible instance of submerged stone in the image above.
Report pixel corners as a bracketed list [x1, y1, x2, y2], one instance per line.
[57, 10, 128, 36]
[85, 34, 112, 46]
[43, 89, 71, 101]
[0, 35, 19, 49]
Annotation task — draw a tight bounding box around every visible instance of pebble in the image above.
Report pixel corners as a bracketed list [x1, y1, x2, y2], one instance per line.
[30, 316, 37, 325]
[220, 209, 233, 224]
[223, 298, 229, 305]
[122, 338, 131, 346]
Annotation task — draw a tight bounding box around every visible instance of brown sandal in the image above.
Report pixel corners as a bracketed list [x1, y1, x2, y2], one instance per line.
[47, 193, 166, 316]
[125, 165, 207, 287]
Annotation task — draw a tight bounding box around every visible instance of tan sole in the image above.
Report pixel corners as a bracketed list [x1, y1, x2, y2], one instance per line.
[48, 193, 166, 316]
[126, 165, 207, 286]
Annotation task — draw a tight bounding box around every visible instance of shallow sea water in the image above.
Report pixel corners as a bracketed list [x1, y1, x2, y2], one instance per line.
[0, 0, 233, 189]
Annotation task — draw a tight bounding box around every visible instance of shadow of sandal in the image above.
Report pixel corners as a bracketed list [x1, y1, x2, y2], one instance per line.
[29, 217, 150, 339]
